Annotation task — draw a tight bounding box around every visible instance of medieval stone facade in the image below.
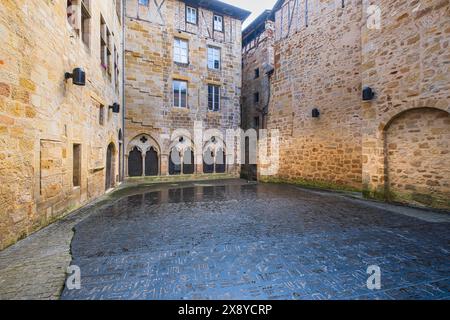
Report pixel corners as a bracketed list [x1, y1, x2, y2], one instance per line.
[241, 10, 275, 180]
[242, 10, 275, 131]
[0, 0, 124, 249]
[261, 0, 450, 209]
[124, 0, 250, 178]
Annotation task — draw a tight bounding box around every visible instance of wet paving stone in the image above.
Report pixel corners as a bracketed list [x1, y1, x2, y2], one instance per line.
[61, 182, 450, 300]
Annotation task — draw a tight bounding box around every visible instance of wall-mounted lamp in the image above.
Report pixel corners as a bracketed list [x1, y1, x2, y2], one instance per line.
[65, 68, 86, 86]
[362, 87, 375, 101]
[312, 108, 320, 118]
[109, 103, 120, 113]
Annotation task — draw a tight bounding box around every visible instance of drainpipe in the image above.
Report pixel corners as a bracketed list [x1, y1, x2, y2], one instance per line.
[261, 67, 274, 129]
[121, 0, 126, 181]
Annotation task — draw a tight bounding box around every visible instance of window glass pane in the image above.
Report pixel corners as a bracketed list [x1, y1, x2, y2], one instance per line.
[208, 47, 220, 69]
[208, 85, 213, 110]
[173, 81, 180, 107]
[187, 7, 197, 24]
[214, 87, 220, 111]
[180, 82, 187, 108]
[174, 39, 188, 63]
[214, 15, 223, 31]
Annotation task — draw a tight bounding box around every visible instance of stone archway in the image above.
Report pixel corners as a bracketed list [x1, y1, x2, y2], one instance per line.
[203, 137, 227, 174]
[126, 134, 161, 177]
[168, 136, 195, 175]
[384, 107, 450, 209]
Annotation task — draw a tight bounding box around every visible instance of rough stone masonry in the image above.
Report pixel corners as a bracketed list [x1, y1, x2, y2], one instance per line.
[0, 0, 124, 250]
[263, 0, 449, 209]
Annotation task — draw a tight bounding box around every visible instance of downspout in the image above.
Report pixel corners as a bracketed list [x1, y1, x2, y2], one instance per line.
[121, 0, 126, 181]
[263, 68, 274, 129]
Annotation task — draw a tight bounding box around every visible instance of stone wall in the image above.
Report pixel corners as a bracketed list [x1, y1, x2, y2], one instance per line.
[361, 0, 450, 208]
[124, 0, 244, 177]
[266, 0, 363, 190]
[262, 0, 449, 209]
[242, 20, 275, 131]
[0, 0, 124, 250]
[385, 108, 449, 209]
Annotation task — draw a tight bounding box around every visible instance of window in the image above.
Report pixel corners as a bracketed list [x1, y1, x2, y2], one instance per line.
[254, 68, 260, 79]
[73, 144, 81, 187]
[213, 15, 223, 32]
[80, 0, 91, 47]
[173, 38, 188, 64]
[254, 117, 260, 129]
[115, 0, 122, 22]
[254, 92, 260, 103]
[99, 105, 105, 125]
[67, 0, 75, 27]
[138, 0, 149, 6]
[186, 6, 197, 24]
[100, 16, 112, 77]
[208, 85, 220, 112]
[114, 45, 119, 92]
[207, 47, 221, 70]
[173, 80, 188, 108]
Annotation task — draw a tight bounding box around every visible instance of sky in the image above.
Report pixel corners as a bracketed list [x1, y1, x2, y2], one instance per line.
[222, 0, 278, 29]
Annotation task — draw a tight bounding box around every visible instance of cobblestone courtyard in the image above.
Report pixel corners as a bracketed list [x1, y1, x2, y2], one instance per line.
[1, 180, 449, 300]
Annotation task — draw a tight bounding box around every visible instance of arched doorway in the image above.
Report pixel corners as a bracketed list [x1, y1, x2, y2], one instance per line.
[169, 149, 182, 175]
[385, 108, 450, 208]
[128, 147, 143, 177]
[203, 148, 215, 174]
[215, 148, 226, 173]
[183, 148, 195, 175]
[105, 143, 115, 190]
[145, 147, 159, 176]
[118, 129, 123, 181]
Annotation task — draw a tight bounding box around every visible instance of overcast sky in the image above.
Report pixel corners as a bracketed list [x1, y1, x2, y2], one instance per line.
[222, 0, 278, 29]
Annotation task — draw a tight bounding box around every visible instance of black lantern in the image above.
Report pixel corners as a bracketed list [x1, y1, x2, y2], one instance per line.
[312, 108, 320, 118]
[65, 68, 86, 86]
[109, 103, 120, 113]
[363, 87, 375, 101]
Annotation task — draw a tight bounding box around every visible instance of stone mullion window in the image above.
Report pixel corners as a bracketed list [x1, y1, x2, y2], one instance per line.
[207, 47, 221, 70]
[114, 45, 119, 92]
[186, 6, 198, 25]
[213, 14, 223, 32]
[173, 38, 189, 64]
[208, 85, 220, 112]
[115, 0, 122, 22]
[100, 16, 112, 78]
[80, 0, 91, 47]
[173, 80, 188, 108]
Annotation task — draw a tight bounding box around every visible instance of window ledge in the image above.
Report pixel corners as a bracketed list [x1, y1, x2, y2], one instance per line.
[171, 107, 190, 112]
[174, 62, 190, 67]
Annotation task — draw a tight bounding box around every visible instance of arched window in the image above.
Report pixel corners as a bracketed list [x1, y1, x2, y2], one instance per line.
[215, 148, 226, 173]
[203, 148, 215, 174]
[145, 147, 158, 176]
[128, 147, 143, 177]
[183, 148, 195, 175]
[105, 143, 116, 189]
[169, 149, 182, 175]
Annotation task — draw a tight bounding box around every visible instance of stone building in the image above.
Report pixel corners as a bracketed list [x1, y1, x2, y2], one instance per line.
[124, 0, 250, 178]
[241, 10, 275, 180]
[0, 0, 124, 249]
[261, 0, 450, 209]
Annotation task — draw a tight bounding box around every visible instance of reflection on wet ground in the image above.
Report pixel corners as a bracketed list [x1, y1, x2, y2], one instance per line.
[62, 181, 450, 300]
